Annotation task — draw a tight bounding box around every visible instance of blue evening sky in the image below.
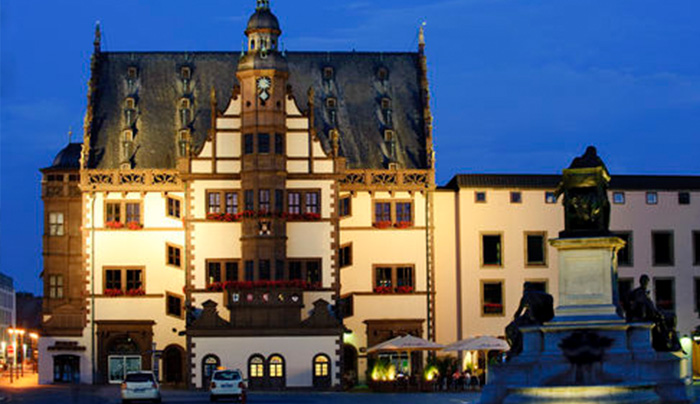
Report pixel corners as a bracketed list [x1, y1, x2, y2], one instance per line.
[2, 0, 699, 294]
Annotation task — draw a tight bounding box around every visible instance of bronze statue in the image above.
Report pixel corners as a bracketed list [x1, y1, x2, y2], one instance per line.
[624, 275, 682, 352]
[555, 146, 611, 238]
[506, 282, 554, 359]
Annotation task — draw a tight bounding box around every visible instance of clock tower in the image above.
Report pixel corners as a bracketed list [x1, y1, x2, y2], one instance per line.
[237, 0, 289, 281]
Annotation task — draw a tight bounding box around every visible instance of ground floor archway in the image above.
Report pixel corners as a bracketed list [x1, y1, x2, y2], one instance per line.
[53, 355, 80, 383]
[162, 344, 186, 386]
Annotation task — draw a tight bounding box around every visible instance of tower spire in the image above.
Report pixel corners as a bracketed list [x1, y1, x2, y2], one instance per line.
[256, 0, 270, 10]
[418, 22, 426, 54]
[93, 21, 102, 53]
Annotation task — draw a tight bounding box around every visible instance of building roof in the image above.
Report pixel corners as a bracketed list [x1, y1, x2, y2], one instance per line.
[87, 51, 428, 170]
[44, 143, 82, 171]
[444, 174, 700, 191]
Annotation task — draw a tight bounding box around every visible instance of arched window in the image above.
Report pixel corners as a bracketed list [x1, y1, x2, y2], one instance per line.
[268, 354, 284, 378]
[249, 355, 265, 378]
[313, 354, 330, 377]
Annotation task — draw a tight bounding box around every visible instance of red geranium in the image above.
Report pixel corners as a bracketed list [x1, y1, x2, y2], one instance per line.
[373, 286, 393, 294]
[125, 288, 145, 296]
[104, 289, 124, 297]
[394, 221, 412, 229]
[105, 221, 124, 229]
[396, 286, 414, 294]
[373, 221, 392, 229]
[127, 221, 143, 230]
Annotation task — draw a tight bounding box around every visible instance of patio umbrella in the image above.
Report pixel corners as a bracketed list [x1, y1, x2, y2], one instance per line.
[367, 334, 444, 353]
[443, 336, 509, 385]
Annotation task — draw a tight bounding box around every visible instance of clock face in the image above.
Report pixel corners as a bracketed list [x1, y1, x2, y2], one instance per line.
[257, 77, 272, 91]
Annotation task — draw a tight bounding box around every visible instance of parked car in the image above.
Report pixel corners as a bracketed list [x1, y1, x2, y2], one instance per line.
[210, 369, 246, 402]
[121, 371, 161, 404]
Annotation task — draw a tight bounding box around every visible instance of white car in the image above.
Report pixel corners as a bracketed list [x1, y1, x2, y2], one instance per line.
[210, 369, 246, 402]
[121, 371, 162, 404]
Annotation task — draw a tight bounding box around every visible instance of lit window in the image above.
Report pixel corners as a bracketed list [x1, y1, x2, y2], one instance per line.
[475, 192, 487, 203]
[482, 281, 504, 316]
[613, 192, 625, 205]
[49, 212, 65, 236]
[49, 275, 64, 299]
[646, 192, 658, 205]
[314, 355, 330, 377]
[269, 355, 284, 378]
[249, 356, 264, 378]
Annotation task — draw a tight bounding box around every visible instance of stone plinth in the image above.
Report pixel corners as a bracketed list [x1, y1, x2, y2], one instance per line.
[549, 237, 625, 322]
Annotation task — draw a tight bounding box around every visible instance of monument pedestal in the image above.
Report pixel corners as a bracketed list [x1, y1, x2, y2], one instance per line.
[481, 237, 693, 404]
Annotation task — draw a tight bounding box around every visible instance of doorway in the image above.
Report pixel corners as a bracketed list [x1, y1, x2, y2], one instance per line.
[162, 345, 185, 386]
[53, 355, 80, 383]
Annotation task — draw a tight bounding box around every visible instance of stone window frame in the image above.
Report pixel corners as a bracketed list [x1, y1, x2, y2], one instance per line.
[104, 199, 144, 227]
[48, 211, 65, 236]
[371, 199, 414, 228]
[480, 232, 504, 268]
[166, 243, 183, 269]
[651, 230, 674, 267]
[372, 264, 415, 293]
[480, 279, 505, 317]
[166, 195, 183, 219]
[286, 189, 322, 218]
[205, 190, 241, 215]
[205, 259, 242, 286]
[612, 191, 626, 205]
[475, 191, 487, 204]
[339, 243, 353, 268]
[524, 231, 548, 268]
[615, 231, 634, 267]
[339, 195, 352, 218]
[646, 191, 658, 205]
[48, 274, 64, 299]
[510, 191, 522, 204]
[102, 266, 145, 295]
[286, 259, 323, 284]
[165, 291, 184, 319]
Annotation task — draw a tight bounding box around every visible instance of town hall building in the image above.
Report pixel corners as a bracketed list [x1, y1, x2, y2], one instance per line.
[38, 0, 700, 388]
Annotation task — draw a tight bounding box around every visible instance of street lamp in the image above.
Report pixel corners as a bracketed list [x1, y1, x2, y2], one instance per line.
[29, 333, 39, 373]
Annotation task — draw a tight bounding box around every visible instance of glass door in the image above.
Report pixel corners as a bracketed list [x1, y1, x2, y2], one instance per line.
[108, 355, 142, 384]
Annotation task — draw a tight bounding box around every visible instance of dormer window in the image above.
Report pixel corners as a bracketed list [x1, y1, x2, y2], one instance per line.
[381, 98, 392, 110]
[125, 97, 136, 110]
[178, 129, 191, 157]
[179, 98, 192, 128]
[127, 67, 138, 79]
[323, 67, 334, 80]
[122, 130, 134, 143]
[122, 129, 134, 163]
[326, 98, 337, 109]
[384, 130, 395, 142]
[377, 67, 388, 81]
[180, 98, 191, 109]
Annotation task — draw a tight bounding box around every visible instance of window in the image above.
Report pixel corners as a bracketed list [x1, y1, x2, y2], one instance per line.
[244, 134, 254, 155]
[268, 355, 284, 378]
[381, 98, 392, 110]
[275, 190, 284, 213]
[167, 244, 182, 268]
[545, 192, 557, 204]
[482, 234, 503, 267]
[694, 231, 700, 266]
[525, 232, 546, 266]
[258, 133, 270, 154]
[339, 244, 352, 268]
[305, 192, 320, 214]
[275, 133, 285, 155]
[679, 192, 690, 205]
[395, 202, 412, 224]
[48, 174, 64, 182]
[652, 231, 674, 266]
[373, 265, 414, 293]
[654, 278, 675, 312]
[207, 192, 222, 214]
[326, 98, 337, 109]
[313, 355, 330, 377]
[510, 192, 522, 204]
[49, 212, 65, 236]
[323, 67, 334, 80]
[613, 192, 625, 205]
[527, 280, 547, 293]
[245, 261, 255, 281]
[49, 275, 64, 299]
[374, 202, 391, 223]
[275, 260, 285, 281]
[166, 293, 183, 318]
[646, 192, 658, 205]
[69, 174, 80, 182]
[475, 192, 487, 203]
[339, 196, 351, 217]
[288, 192, 301, 214]
[180, 66, 191, 80]
[103, 268, 144, 294]
[244, 190, 255, 211]
[249, 356, 265, 379]
[105, 201, 141, 226]
[259, 190, 271, 212]
[377, 67, 388, 81]
[616, 232, 633, 266]
[225, 192, 239, 214]
[167, 197, 181, 219]
[127, 66, 138, 79]
[482, 281, 504, 316]
[287, 260, 322, 285]
[259, 260, 271, 281]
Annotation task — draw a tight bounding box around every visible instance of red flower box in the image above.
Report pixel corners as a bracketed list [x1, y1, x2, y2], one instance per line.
[127, 221, 143, 230]
[104, 289, 124, 297]
[105, 221, 125, 229]
[221, 280, 322, 291]
[373, 286, 393, 294]
[302, 212, 321, 221]
[373, 221, 393, 229]
[395, 286, 414, 294]
[125, 288, 145, 296]
[394, 221, 412, 229]
[207, 282, 223, 292]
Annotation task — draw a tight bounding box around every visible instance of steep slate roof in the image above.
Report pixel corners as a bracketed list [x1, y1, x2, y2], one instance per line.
[43, 143, 83, 171]
[444, 174, 700, 191]
[88, 51, 427, 170]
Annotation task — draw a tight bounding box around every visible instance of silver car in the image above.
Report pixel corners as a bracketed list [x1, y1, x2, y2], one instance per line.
[121, 371, 162, 404]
